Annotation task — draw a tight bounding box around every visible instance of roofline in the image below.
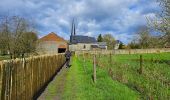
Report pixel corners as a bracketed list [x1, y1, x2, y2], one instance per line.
[39, 32, 67, 42]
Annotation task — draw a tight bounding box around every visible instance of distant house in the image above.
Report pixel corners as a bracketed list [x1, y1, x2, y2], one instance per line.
[69, 21, 107, 51]
[69, 42, 107, 51]
[114, 40, 121, 49]
[37, 32, 67, 54]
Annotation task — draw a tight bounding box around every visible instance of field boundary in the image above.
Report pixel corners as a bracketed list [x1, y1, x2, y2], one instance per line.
[75, 48, 170, 55]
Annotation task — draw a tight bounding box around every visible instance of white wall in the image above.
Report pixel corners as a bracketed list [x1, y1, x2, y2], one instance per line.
[69, 43, 94, 51]
[37, 41, 67, 54]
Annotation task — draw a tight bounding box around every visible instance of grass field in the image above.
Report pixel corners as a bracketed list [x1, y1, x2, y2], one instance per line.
[41, 52, 170, 100]
[63, 53, 170, 99]
[93, 53, 170, 99]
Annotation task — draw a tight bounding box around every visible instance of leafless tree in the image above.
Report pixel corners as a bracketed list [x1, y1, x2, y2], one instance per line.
[138, 27, 151, 49]
[0, 16, 38, 59]
[128, 26, 164, 49]
[147, 0, 170, 47]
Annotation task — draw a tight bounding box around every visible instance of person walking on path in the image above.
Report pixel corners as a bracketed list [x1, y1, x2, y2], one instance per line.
[65, 49, 72, 68]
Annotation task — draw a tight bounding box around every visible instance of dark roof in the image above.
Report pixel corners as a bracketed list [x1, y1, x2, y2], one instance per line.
[71, 35, 96, 44]
[91, 44, 107, 49]
[91, 45, 99, 48]
[116, 40, 121, 43]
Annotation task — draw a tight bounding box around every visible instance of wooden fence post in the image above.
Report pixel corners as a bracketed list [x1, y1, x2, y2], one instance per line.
[151, 57, 154, 63]
[139, 55, 143, 74]
[83, 52, 86, 73]
[93, 54, 97, 83]
[110, 52, 112, 64]
[0, 62, 5, 100]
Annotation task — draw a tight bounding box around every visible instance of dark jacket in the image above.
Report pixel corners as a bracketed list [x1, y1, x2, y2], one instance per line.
[65, 50, 71, 60]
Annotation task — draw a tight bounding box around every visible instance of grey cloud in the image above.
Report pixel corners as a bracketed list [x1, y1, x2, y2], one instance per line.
[0, 0, 160, 43]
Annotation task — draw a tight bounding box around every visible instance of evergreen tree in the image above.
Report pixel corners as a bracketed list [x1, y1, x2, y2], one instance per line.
[97, 34, 103, 42]
[118, 41, 125, 49]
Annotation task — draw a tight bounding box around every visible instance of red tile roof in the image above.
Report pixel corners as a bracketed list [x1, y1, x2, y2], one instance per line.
[39, 32, 67, 42]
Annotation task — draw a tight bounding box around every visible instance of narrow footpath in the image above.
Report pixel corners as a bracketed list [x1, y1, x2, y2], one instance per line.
[37, 64, 69, 100]
[37, 56, 139, 100]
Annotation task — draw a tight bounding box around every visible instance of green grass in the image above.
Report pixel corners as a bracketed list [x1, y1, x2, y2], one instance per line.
[42, 52, 170, 100]
[62, 56, 139, 100]
[44, 63, 69, 100]
[0, 55, 10, 61]
[96, 52, 170, 99]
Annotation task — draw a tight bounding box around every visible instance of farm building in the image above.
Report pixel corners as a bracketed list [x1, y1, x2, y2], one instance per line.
[37, 32, 67, 54]
[69, 21, 107, 51]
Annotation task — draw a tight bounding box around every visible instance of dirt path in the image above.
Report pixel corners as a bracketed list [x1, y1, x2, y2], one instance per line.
[37, 64, 69, 100]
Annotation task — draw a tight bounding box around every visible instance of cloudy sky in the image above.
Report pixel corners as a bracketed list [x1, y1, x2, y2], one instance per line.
[0, 0, 160, 43]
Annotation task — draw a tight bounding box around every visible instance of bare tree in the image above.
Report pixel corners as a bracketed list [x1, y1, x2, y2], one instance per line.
[148, 0, 170, 47]
[0, 16, 12, 56]
[128, 26, 164, 49]
[18, 32, 38, 57]
[138, 28, 150, 49]
[159, 0, 170, 46]
[127, 34, 139, 49]
[0, 16, 38, 58]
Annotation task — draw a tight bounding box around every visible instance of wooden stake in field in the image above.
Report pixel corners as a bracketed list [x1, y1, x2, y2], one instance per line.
[83, 52, 87, 73]
[109, 52, 112, 64]
[139, 55, 143, 74]
[98, 53, 100, 58]
[93, 54, 97, 83]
